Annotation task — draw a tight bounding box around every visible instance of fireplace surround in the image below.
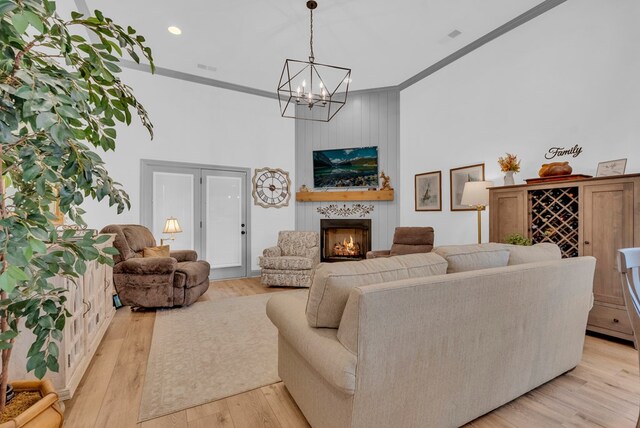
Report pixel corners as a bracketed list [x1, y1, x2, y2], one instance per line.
[320, 219, 371, 262]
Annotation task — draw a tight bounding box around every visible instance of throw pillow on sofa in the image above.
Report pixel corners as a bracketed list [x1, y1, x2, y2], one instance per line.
[143, 245, 170, 258]
[306, 253, 448, 328]
[507, 243, 561, 265]
[434, 243, 510, 273]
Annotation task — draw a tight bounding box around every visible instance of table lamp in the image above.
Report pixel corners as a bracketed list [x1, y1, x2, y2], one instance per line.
[161, 217, 182, 246]
[461, 181, 493, 244]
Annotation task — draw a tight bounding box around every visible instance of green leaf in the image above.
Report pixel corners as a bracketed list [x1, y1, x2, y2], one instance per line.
[95, 235, 111, 244]
[23, 10, 44, 33]
[38, 316, 54, 330]
[102, 247, 120, 255]
[35, 112, 58, 129]
[0, 330, 18, 341]
[0, 273, 17, 293]
[34, 363, 47, 379]
[7, 266, 28, 281]
[47, 354, 60, 372]
[0, 342, 13, 350]
[11, 13, 29, 34]
[0, 1, 18, 14]
[48, 342, 59, 359]
[75, 259, 87, 275]
[29, 238, 48, 254]
[57, 105, 82, 119]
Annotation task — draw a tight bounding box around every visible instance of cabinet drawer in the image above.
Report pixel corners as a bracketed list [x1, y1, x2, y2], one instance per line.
[588, 304, 632, 335]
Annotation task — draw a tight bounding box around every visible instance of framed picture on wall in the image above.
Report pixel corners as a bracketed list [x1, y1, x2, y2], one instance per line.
[596, 158, 627, 177]
[450, 163, 485, 211]
[415, 171, 442, 211]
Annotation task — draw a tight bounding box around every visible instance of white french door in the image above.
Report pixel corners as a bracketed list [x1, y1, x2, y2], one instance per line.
[142, 160, 249, 280]
[202, 170, 247, 279]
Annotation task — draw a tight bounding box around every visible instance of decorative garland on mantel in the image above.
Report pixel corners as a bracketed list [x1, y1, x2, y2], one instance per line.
[316, 204, 375, 218]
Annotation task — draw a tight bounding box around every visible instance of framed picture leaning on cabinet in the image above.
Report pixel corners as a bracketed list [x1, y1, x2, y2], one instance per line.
[415, 171, 442, 211]
[450, 163, 485, 211]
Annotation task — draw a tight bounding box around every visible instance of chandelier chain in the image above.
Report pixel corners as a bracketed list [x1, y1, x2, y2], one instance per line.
[309, 8, 314, 61]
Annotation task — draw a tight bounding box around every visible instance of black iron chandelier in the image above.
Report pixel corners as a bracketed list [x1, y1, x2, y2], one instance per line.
[278, 0, 351, 122]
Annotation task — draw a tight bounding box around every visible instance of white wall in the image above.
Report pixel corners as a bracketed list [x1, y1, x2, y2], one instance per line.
[399, 0, 640, 246]
[81, 68, 295, 271]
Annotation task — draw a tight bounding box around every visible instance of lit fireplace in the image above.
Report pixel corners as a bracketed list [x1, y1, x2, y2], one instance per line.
[320, 219, 371, 262]
[333, 236, 361, 257]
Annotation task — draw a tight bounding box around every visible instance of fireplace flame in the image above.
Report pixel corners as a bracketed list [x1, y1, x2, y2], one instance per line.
[333, 235, 360, 257]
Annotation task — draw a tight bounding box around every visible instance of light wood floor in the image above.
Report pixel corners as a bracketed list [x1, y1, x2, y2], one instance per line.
[62, 277, 640, 428]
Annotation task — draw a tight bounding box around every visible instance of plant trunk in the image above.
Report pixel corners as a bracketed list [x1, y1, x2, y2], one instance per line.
[0, 144, 11, 414]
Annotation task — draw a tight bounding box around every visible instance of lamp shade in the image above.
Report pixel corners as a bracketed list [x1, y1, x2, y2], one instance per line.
[162, 217, 182, 234]
[461, 181, 493, 207]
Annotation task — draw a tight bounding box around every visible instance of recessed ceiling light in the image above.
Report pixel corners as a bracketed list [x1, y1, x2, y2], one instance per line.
[168, 26, 182, 35]
[448, 29, 462, 39]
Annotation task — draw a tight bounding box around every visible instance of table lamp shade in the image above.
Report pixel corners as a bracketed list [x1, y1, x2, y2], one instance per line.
[163, 217, 182, 234]
[461, 181, 493, 207]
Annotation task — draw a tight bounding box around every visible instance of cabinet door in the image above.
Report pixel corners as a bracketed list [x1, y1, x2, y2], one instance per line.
[489, 190, 527, 243]
[583, 182, 634, 306]
[83, 260, 106, 349]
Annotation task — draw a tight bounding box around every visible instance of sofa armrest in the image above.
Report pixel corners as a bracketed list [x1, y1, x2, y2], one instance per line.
[114, 257, 177, 275]
[366, 250, 391, 259]
[266, 293, 357, 394]
[263, 246, 282, 257]
[170, 250, 198, 262]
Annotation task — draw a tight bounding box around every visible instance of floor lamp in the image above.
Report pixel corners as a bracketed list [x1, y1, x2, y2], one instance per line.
[461, 181, 493, 244]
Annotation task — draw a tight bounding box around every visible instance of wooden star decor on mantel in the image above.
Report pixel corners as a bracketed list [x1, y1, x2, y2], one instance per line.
[316, 204, 374, 218]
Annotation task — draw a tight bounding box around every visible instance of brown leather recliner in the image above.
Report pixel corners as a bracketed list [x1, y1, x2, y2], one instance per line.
[100, 224, 210, 308]
[366, 227, 434, 259]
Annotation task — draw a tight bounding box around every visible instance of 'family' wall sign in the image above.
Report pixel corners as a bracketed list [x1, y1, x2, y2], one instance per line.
[545, 145, 583, 160]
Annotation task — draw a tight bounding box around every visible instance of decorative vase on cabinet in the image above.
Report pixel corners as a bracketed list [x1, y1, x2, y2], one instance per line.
[504, 171, 515, 186]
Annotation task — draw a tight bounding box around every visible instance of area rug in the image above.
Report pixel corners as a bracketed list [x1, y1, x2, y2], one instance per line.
[138, 290, 306, 422]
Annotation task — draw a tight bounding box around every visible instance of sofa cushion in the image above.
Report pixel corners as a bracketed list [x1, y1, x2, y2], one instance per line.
[434, 243, 510, 273]
[306, 253, 448, 328]
[143, 245, 170, 258]
[260, 256, 314, 270]
[507, 243, 562, 265]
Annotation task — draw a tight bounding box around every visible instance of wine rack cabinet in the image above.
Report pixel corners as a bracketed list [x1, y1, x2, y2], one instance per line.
[489, 174, 640, 341]
[529, 187, 579, 258]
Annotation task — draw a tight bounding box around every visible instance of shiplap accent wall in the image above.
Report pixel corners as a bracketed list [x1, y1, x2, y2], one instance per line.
[295, 90, 400, 251]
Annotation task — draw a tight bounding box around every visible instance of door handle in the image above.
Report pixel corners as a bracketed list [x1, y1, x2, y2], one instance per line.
[241, 224, 245, 228]
[241, 231, 246, 235]
[584, 241, 590, 245]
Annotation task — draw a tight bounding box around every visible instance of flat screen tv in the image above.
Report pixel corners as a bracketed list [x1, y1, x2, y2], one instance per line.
[313, 146, 379, 188]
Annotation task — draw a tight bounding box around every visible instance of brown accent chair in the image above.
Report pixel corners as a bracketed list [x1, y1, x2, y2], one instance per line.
[100, 224, 210, 308]
[366, 226, 434, 259]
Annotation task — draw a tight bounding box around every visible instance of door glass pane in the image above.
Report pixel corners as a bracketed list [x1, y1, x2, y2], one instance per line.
[152, 172, 194, 250]
[207, 176, 242, 268]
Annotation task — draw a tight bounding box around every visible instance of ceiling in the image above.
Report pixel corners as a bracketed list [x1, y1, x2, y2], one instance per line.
[63, 0, 546, 92]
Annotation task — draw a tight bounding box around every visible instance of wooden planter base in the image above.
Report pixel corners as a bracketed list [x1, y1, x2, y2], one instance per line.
[0, 380, 63, 428]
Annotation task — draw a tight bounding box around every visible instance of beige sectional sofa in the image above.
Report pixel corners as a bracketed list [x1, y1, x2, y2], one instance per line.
[266, 243, 596, 428]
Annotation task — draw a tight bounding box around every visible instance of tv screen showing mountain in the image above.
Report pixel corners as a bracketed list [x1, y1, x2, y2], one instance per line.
[313, 147, 379, 188]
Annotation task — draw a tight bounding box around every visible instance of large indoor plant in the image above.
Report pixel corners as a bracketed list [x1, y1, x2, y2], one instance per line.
[0, 0, 154, 418]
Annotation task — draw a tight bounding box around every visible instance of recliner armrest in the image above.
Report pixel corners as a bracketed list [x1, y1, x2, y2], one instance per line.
[170, 250, 198, 263]
[114, 257, 176, 275]
[366, 250, 391, 259]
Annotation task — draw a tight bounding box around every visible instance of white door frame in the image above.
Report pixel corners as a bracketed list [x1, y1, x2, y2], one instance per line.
[140, 159, 252, 279]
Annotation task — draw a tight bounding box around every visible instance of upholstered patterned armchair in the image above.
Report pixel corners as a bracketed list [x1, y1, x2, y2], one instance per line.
[259, 231, 320, 288]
